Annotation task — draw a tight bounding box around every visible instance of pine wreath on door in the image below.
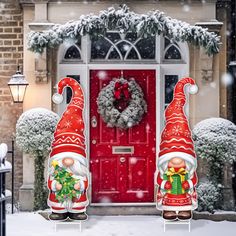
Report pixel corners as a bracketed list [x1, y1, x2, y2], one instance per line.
[90, 70, 156, 203]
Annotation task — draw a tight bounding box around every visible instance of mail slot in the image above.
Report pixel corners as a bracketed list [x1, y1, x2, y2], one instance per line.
[112, 146, 134, 154]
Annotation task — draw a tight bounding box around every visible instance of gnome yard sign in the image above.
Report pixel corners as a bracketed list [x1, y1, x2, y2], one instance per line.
[156, 77, 198, 221]
[47, 78, 89, 221]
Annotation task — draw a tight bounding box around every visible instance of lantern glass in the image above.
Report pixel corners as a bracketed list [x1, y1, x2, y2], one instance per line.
[8, 69, 28, 103]
[8, 84, 28, 103]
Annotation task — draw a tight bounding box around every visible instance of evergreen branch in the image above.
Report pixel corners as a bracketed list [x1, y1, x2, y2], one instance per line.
[27, 4, 221, 55]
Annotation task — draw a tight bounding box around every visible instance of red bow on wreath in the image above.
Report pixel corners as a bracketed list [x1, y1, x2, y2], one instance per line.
[114, 82, 130, 100]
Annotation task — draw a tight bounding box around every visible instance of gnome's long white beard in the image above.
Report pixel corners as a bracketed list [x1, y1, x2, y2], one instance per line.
[69, 159, 88, 178]
[49, 159, 88, 179]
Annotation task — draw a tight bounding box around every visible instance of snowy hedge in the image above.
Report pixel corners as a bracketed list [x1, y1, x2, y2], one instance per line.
[16, 108, 59, 210]
[27, 4, 220, 55]
[193, 117, 236, 207]
[193, 118, 236, 166]
[197, 181, 220, 213]
[16, 108, 59, 157]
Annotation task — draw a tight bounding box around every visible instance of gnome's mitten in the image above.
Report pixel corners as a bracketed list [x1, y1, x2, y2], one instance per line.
[164, 181, 172, 190]
[182, 180, 190, 190]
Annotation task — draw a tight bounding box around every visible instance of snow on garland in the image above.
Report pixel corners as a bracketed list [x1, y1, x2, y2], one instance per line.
[27, 5, 220, 55]
[97, 78, 147, 129]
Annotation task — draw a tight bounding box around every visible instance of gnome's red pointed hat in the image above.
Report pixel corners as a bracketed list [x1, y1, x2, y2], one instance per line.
[158, 77, 198, 175]
[49, 77, 87, 166]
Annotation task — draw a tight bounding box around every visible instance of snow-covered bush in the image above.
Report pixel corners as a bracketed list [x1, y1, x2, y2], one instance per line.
[197, 181, 220, 213]
[193, 118, 236, 182]
[16, 108, 59, 156]
[16, 108, 59, 210]
[193, 118, 236, 164]
[193, 118, 236, 210]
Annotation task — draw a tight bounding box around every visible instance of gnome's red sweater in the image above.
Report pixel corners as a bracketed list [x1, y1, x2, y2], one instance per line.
[156, 168, 198, 210]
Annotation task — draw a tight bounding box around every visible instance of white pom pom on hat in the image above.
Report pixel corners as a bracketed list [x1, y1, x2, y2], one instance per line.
[52, 93, 63, 104]
[188, 84, 198, 94]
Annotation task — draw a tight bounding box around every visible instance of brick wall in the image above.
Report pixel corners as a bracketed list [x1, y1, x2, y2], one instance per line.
[0, 0, 23, 203]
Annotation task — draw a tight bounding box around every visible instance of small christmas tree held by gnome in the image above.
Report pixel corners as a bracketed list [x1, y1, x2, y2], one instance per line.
[51, 160, 82, 203]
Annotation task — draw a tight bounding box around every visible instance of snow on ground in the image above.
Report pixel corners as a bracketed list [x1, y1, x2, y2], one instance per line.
[7, 212, 236, 236]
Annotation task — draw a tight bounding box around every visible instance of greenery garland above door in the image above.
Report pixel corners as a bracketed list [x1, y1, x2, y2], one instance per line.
[27, 4, 221, 55]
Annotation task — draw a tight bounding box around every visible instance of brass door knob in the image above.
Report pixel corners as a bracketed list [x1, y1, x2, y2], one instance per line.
[91, 116, 97, 128]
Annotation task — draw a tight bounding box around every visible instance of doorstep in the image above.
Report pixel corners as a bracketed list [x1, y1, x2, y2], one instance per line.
[87, 205, 160, 215]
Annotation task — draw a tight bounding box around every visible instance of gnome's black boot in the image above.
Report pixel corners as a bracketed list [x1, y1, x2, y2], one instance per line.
[69, 212, 88, 221]
[163, 211, 177, 220]
[49, 212, 68, 221]
[177, 211, 192, 220]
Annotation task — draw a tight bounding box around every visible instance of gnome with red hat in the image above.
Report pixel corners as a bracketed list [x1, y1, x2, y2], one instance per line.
[156, 77, 198, 220]
[47, 77, 89, 221]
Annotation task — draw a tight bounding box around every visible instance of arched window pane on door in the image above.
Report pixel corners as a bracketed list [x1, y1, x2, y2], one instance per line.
[127, 48, 139, 60]
[91, 36, 111, 59]
[91, 32, 155, 61]
[108, 49, 121, 60]
[164, 37, 182, 60]
[64, 45, 81, 59]
[136, 37, 155, 59]
[165, 46, 181, 59]
[63, 38, 82, 61]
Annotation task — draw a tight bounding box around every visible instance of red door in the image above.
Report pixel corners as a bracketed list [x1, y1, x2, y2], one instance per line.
[90, 70, 156, 203]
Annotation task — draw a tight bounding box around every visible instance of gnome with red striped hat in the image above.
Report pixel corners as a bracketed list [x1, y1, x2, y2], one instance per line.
[47, 77, 89, 221]
[156, 77, 198, 220]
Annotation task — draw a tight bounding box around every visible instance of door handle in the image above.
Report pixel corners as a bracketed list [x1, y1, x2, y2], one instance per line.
[91, 116, 97, 128]
[120, 157, 126, 163]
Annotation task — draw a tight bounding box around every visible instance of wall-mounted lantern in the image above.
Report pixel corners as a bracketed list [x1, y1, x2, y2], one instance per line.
[8, 66, 28, 103]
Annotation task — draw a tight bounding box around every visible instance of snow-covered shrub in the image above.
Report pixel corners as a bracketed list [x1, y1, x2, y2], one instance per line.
[193, 118, 236, 165]
[193, 118, 236, 182]
[16, 108, 59, 156]
[16, 108, 59, 210]
[193, 118, 236, 209]
[197, 181, 220, 213]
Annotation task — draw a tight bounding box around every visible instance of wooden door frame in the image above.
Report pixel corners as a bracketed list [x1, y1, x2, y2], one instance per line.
[57, 63, 189, 206]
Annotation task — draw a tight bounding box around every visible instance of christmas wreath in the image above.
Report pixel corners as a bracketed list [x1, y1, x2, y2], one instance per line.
[51, 160, 81, 203]
[97, 78, 147, 129]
